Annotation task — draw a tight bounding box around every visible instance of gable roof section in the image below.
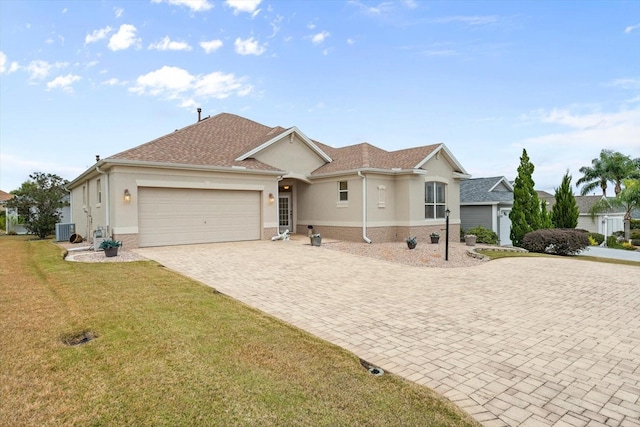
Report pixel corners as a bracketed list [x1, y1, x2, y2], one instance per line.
[0, 190, 12, 203]
[461, 176, 514, 204]
[311, 142, 469, 176]
[109, 113, 289, 171]
[235, 126, 332, 163]
[539, 194, 626, 215]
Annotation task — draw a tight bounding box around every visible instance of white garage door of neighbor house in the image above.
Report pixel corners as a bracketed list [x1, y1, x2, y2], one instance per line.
[138, 187, 261, 247]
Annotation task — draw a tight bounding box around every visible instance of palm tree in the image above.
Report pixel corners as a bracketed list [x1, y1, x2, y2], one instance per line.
[577, 150, 640, 197]
[577, 151, 609, 196]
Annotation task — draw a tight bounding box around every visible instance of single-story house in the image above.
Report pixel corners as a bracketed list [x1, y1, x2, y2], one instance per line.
[460, 176, 513, 246]
[538, 193, 626, 235]
[67, 112, 470, 248]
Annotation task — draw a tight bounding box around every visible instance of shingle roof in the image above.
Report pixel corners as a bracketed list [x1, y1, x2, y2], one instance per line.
[107, 113, 453, 176]
[109, 113, 286, 171]
[539, 195, 626, 214]
[0, 190, 12, 203]
[310, 142, 440, 174]
[460, 177, 513, 204]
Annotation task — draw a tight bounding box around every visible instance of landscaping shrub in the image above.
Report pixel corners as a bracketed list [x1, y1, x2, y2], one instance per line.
[521, 228, 589, 256]
[606, 235, 624, 249]
[631, 239, 640, 246]
[630, 230, 640, 240]
[588, 232, 605, 245]
[621, 241, 637, 251]
[631, 219, 640, 230]
[466, 226, 498, 244]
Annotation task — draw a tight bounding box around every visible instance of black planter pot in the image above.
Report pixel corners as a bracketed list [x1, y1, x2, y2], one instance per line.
[104, 247, 119, 257]
[430, 236, 440, 244]
[406, 237, 417, 249]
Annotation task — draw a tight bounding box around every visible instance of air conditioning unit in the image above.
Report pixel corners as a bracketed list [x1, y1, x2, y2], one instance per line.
[55, 223, 76, 242]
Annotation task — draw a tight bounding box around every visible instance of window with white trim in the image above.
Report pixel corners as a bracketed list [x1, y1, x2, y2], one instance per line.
[82, 185, 86, 205]
[425, 181, 446, 219]
[96, 179, 102, 204]
[338, 181, 348, 201]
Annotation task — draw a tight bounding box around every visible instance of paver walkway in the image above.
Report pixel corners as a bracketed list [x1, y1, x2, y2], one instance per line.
[136, 240, 640, 427]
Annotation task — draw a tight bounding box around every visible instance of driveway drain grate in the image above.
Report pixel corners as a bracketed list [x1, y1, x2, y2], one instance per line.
[61, 330, 97, 346]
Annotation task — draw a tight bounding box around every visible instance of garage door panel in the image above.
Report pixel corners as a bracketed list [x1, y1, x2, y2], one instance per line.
[138, 188, 261, 247]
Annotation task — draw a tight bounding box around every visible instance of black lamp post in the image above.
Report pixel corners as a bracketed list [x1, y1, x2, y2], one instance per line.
[445, 208, 450, 261]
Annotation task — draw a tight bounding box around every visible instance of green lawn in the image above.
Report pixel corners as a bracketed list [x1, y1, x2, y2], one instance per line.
[0, 236, 479, 426]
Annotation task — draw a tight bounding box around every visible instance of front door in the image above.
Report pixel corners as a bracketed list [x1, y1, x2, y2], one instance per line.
[499, 208, 512, 246]
[279, 194, 291, 232]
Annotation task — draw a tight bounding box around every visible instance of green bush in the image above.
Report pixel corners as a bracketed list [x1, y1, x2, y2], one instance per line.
[630, 230, 640, 240]
[466, 226, 498, 244]
[631, 219, 640, 230]
[606, 236, 624, 249]
[588, 232, 605, 245]
[631, 239, 640, 246]
[522, 228, 589, 256]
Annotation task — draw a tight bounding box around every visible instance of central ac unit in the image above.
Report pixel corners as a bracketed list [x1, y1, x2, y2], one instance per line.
[55, 223, 75, 242]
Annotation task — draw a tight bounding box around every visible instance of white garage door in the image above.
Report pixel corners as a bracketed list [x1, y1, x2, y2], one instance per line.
[138, 187, 261, 247]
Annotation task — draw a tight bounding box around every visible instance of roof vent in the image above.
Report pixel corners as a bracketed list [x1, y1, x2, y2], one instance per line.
[197, 107, 202, 122]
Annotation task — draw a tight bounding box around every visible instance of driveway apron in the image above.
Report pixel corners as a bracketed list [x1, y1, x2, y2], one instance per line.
[136, 241, 640, 427]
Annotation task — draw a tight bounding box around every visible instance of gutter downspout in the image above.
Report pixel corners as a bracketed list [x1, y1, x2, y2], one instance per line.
[358, 171, 372, 243]
[95, 166, 110, 237]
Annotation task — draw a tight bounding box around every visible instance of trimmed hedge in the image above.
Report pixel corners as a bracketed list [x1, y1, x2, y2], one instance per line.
[465, 226, 498, 245]
[631, 230, 640, 240]
[522, 228, 589, 256]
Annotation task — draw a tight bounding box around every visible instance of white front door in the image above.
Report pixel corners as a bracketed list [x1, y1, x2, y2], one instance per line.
[278, 194, 291, 232]
[499, 209, 512, 246]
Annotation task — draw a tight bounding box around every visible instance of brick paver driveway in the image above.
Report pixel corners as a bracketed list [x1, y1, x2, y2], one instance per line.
[136, 240, 640, 427]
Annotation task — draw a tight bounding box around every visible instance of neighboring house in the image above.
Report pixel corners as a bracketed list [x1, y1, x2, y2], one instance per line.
[460, 177, 514, 246]
[1, 190, 70, 235]
[66, 113, 470, 248]
[538, 193, 626, 235]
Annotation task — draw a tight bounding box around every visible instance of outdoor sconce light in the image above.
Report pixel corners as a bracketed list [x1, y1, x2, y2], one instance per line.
[283, 185, 290, 190]
[268, 193, 275, 203]
[124, 189, 131, 203]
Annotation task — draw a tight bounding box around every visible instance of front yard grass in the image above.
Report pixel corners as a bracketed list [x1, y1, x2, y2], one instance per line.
[0, 236, 478, 426]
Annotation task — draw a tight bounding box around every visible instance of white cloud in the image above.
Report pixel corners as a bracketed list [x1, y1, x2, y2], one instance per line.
[101, 78, 127, 86]
[114, 7, 124, 18]
[310, 31, 330, 45]
[0, 52, 6, 73]
[225, 0, 261, 15]
[108, 24, 140, 51]
[200, 39, 223, 53]
[348, 0, 394, 16]
[234, 37, 266, 55]
[25, 60, 67, 80]
[624, 23, 640, 33]
[148, 36, 193, 51]
[307, 23, 316, 30]
[129, 65, 252, 104]
[606, 77, 640, 90]
[432, 15, 499, 25]
[347, 38, 356, 45]
[85, 26, 113, 45]
[46, 74, 81, 92]
[151, 0, 213, 12]
[269, 15, 283, 38]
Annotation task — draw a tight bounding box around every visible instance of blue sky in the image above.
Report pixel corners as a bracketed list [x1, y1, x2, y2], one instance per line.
[1, 0, 638, 193]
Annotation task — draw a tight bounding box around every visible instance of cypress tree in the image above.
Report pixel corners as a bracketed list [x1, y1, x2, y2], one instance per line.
[540, 200, 553, 229]
[510, 149, 541, 246]
[551, 171, 580, 228]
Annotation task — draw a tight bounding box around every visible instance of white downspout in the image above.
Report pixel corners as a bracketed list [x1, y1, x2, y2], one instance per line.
[358, 171, 372, 244]
[95, 166, 110, 236]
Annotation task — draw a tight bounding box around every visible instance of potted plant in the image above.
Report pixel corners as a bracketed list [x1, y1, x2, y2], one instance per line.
[310, 233, 322, 247]
[465, 234, 477, 246]
[430, 232, 440, 244]
[406, 236, 417, 249]
[99, 239, 122, 257]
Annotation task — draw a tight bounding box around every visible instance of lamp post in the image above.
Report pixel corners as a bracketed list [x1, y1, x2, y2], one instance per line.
[445, 208, 450, 261]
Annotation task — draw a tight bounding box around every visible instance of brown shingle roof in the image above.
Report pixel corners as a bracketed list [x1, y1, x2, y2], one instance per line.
[0, 190, 13, 202]
[312, 142, 440, 174]
[109, 113, 286, 171]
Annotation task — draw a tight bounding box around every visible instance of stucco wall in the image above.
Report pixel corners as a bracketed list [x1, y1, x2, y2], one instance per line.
[254, 134, 326, 175]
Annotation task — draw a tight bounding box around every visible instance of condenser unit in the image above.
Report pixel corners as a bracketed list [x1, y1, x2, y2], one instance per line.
[55, 223, 75, 242]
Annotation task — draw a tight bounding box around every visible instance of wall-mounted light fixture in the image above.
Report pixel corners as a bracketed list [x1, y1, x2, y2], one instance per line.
[268, 193, 275, 204]
[124, 189, 131, 203]
[283, 185, 290, 190]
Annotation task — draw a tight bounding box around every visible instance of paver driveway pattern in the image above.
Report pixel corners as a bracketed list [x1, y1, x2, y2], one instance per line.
[135, 240, 640, 427]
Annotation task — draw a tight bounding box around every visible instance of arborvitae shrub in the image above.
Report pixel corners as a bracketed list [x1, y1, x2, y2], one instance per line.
[522, 229, 589, 256]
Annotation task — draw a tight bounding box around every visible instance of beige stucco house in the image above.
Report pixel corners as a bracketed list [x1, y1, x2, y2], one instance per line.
[67, 113, 470, 248]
